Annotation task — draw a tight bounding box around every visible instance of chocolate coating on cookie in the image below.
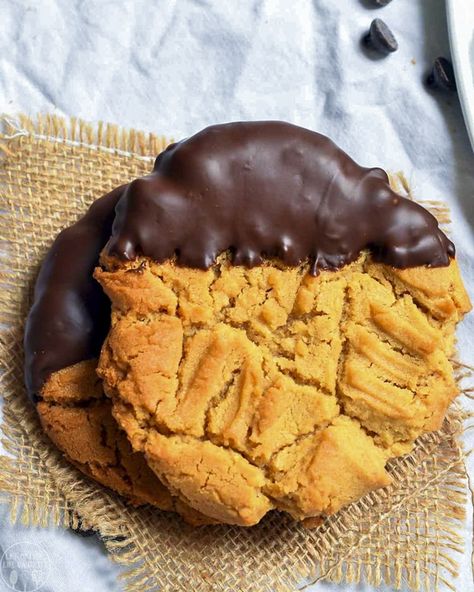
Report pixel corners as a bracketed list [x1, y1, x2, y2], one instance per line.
[105, 121, 454, 272]
[24, 187, 123, 397]
[25, 121, 455, 396]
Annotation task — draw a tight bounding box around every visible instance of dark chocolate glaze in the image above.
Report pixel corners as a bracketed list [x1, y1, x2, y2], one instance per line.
[24, 187, 123, 398]
[26, 121, 455, 396]
[105, 121, 454, 272]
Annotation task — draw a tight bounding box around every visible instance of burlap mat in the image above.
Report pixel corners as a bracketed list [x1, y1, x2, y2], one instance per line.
[0, 113, 472, 592]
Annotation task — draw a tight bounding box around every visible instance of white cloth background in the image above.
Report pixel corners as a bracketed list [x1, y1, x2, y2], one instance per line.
[0, 1, 472, 591]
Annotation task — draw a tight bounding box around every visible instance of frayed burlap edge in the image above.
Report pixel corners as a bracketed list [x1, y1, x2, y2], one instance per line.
[0, 113, 472, 592]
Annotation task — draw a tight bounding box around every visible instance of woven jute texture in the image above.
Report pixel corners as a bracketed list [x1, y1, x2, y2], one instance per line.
[0, 113, 472, 592]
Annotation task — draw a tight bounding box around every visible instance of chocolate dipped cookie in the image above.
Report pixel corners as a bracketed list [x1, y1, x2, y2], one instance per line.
[24, 187, 212, 525]
[25, 121, 471, 528]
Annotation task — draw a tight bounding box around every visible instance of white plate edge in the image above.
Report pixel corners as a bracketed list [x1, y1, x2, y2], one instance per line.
[446, 0, 474, 151]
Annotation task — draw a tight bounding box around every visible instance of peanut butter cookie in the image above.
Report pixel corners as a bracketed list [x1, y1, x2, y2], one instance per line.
[37, 359, 214, 525]
[96, 253, 469, 525]
[25, 121, 470, 527]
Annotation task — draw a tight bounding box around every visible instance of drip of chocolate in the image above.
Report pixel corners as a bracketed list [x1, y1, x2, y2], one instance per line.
[25, 121, 454, 396]
[105, 121, 454, 271]
[24, 187, 123, 398]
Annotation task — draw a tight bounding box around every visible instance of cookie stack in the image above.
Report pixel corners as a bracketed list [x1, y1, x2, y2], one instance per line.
[25, 122, 471, 527]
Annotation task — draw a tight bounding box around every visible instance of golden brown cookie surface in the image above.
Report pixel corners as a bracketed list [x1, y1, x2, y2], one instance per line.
[96, 253, 470, 526]
[38, 359, 214, 526]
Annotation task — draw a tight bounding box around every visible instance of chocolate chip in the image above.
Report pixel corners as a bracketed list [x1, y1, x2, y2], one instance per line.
[363, 19, 398, 54]
[426, 57, 457, 91]
[373, 0, 393, 6]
